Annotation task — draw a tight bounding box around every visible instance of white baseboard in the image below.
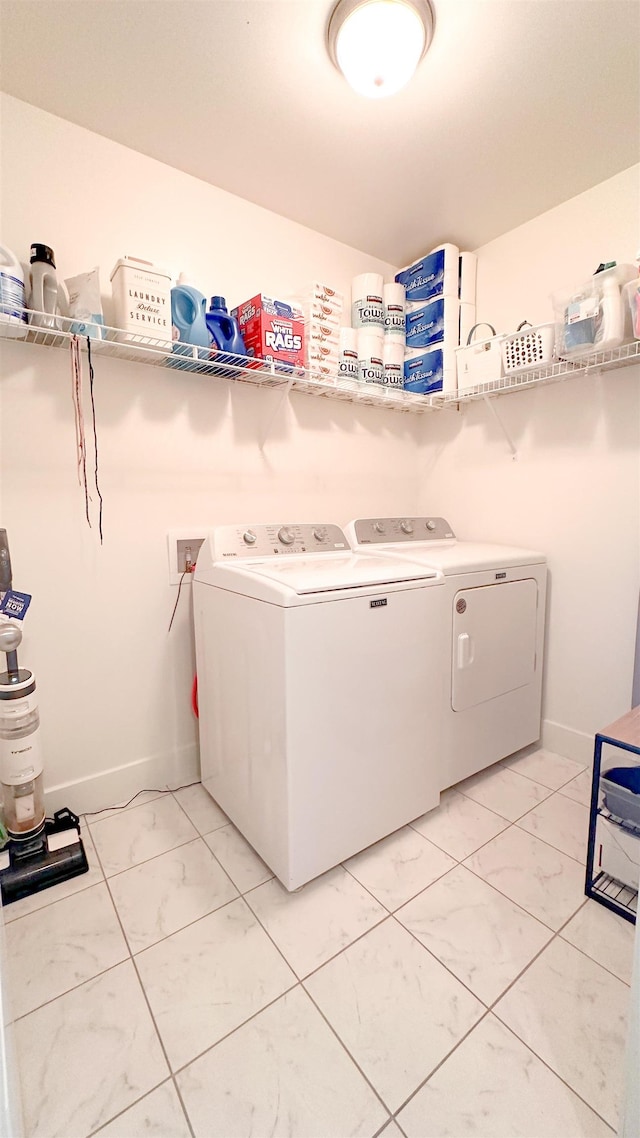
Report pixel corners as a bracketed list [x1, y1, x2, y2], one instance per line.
[44, 743, 200, 817]
[541, 719, 594, 766]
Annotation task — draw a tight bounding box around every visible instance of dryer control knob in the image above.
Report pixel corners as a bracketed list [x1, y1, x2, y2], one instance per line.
[243, 530, 257, 545]
[400, 520, 414, 534]
[313, 527, 328, 542]
[426, 520, 436, 531]
[373, 522, 385, 534]
[278, 527, 295, 545]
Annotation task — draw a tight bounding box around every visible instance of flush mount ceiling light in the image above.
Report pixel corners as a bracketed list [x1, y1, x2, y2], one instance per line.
[327, 0, 433, 99]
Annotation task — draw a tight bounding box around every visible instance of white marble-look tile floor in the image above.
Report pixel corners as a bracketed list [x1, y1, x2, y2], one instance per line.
[2, 747, 634, 1138]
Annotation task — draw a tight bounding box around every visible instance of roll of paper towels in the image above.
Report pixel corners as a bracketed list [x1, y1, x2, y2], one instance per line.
[352, 273, 384, 331]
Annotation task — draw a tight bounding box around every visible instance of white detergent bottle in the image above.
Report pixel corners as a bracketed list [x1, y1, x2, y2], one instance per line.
[27, 244, 64, 330]
[0, 245, 27, 338]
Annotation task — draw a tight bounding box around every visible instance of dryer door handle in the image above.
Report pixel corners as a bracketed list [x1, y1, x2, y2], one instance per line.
[457, 632, 474, 669]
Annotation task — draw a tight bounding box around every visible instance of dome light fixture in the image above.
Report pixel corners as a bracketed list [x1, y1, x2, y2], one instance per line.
[327, 0, 433, 99]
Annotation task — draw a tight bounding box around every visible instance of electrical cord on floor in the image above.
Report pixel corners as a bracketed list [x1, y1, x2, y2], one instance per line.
[83, 780, 201, 819]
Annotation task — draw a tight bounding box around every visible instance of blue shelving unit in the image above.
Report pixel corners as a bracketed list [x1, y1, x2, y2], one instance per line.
[586, 707, 640, 925]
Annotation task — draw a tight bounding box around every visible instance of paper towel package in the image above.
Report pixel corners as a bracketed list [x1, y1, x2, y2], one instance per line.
[459, 301, 477, 349]
[396, 244, 459, 307]
[404, 342, 456, 394]
[308, 360, 338, 385]
[458, 253, 478, 305]
[308, 342, 339, 364]
[310, 282, 344, 308]
[307, 322, 340, 347]
[405, 296, 460, 350]
[305, 306, 342, 328]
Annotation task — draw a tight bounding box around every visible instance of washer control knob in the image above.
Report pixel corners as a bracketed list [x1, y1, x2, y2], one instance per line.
[313, 527, 328, 542]
[243, 530, 257, 545]
[278, 527, 295, 545]
[400, 520, 414, 535]
[373, 521, 386, 534]
[426, 519, 436, 531]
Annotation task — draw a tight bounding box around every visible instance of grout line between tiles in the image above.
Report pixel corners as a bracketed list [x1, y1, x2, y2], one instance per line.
[169, 785, 229, 840]
[87, 1078, 176, 1138]
[454, 785, 551, 826]
[95, 833, 199, 881]
[460, 815, 589, 933]
[12, 773, 625, 1136]
[302, 974, 394, 1120]
[372, 1120, 397, 1138]
[489, 1008, 619, 1133]
[393, 1117, 410, 1138]
[476, 901, 623, 1132]
[389, 914, 618, 1137]
[169, 981, 300, 1079]
[500, 756, 588, 792]
[91, 821, 198, 1138]
[408, 813, 511, 863]
[388, 1007, 493, 1121]
[128, 892, 242, 957]
[241, 875, 387, 984]
[511, 795, 589, 866]
[341, 848, 457, 919]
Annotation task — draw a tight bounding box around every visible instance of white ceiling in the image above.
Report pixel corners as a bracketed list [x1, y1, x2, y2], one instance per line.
[1, 0, 638, 265]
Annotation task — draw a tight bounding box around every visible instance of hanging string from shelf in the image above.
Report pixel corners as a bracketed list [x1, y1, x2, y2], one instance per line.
[68, 335, 104, 541]
[86, 337, 104, 544]
[70, 334, 91, 529]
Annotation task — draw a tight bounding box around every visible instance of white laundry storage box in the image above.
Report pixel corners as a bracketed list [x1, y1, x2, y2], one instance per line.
[455, 322, 505, 389]
[110, 256, 172, 344]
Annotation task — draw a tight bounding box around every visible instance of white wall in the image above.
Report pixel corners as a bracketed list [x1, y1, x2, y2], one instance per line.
[421, 166, 640, 761]
[0, 94, 424, 811]
[2, 95, 638, 809]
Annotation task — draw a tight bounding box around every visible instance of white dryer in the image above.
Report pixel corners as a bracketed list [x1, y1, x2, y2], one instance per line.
[346, 517, 547, 788]
[193, 522, 446, 890]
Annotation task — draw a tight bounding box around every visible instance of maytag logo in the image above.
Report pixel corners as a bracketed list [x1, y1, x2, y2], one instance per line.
[370, 598, 387, 608]
[496, 571, 507, 579]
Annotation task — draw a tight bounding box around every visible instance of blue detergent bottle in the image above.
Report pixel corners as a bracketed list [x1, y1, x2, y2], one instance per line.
[170, 273, 210, 363]
[206, 296, 247, 356]
[205, 297, 247, 378]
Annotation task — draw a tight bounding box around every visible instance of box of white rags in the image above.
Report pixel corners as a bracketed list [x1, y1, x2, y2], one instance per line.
[404, 343, 456, 394]
[232, 294, 305, 370]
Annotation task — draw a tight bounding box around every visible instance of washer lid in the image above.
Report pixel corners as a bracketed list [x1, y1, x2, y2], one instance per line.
[223, 553, 440, 595]
[345, 519, 545, 572]
[396, 542, 546, 573]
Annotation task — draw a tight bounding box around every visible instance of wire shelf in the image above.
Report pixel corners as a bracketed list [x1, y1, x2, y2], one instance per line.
[590, 870, 638, 919]
[445, 339, 640, 404]
[0, 308, 440, 415]
[6, 308, 637, 413]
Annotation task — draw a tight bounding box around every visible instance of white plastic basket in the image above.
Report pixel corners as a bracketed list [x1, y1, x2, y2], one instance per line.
[501, 322, 556, 374]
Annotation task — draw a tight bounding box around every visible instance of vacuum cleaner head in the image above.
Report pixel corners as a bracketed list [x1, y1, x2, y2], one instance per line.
[0, 808, 89, 905]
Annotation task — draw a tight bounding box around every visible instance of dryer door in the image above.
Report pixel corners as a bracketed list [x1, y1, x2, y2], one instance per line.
[452, 578, 538, 712]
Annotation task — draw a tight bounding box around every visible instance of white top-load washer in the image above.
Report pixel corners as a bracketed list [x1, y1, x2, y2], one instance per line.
[345, 517, 547, 788]
[193, 522, 446, 890]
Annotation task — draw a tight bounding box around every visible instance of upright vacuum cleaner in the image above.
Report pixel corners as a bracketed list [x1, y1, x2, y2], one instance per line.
[0, 529, 88, 905]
